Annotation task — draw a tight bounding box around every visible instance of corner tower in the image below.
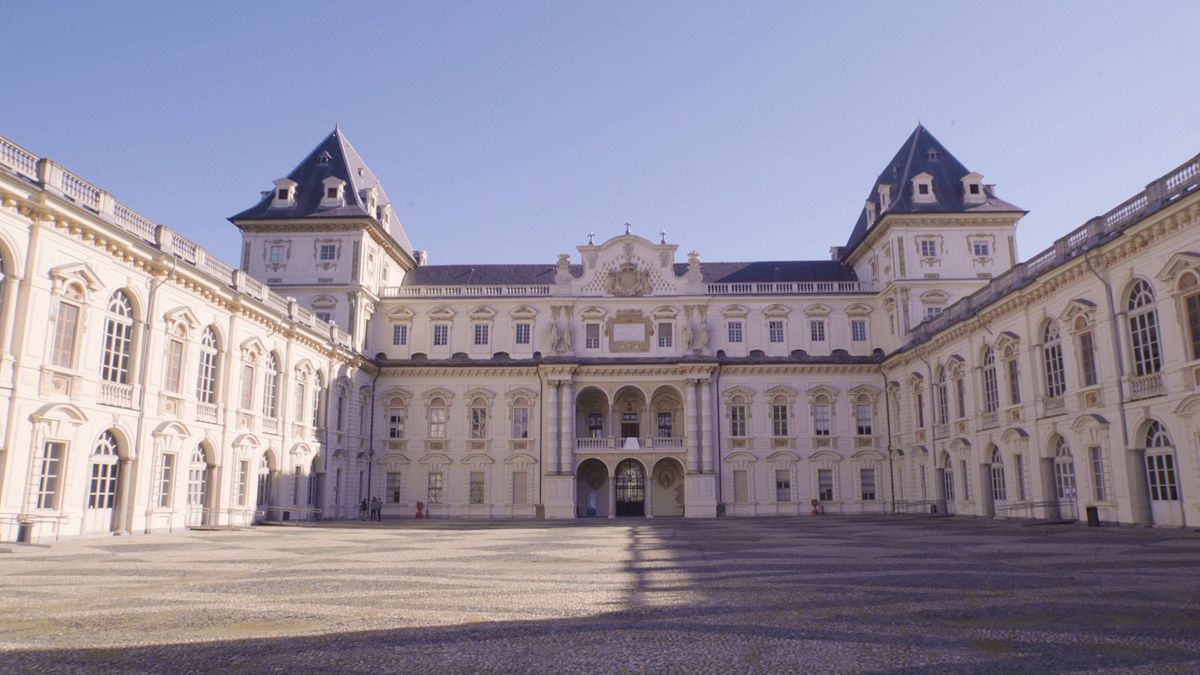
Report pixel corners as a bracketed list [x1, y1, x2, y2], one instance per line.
[840, 125, 1025, 342]
[230, 128, 417, 352]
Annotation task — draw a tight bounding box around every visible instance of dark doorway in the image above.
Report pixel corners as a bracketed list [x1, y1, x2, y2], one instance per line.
[615, 459, 646, 516]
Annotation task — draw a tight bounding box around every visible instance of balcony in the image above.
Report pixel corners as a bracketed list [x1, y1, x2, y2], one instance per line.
[195, 402, 219, 424]
[1129, 372, 1165, 400]
[99, 382, 134, 408]
[1040, 396, 1067, 418]
[574, 436, 685, 450]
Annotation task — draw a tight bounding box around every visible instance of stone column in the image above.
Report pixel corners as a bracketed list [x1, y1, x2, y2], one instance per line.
[645, 462, 654, 518]
[114, 458, 134, 534]
[548, 381, 560, 475]
[700, 379, 714, 474]
[609, 466, 617, 518]
[561, 381, 575, 475]
[685, 379, 700, 473]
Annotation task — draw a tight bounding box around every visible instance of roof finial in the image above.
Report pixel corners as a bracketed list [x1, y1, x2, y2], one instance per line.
[587, 232, 595, 245]
[659, 229, 667, 244]
[624, 222, 632, 235]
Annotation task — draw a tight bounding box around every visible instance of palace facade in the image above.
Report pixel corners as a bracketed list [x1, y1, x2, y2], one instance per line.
[1, 125, 1197, 542]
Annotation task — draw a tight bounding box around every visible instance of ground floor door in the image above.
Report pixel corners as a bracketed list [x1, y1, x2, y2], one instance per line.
[615, 459, 645, 517]
[1146, 452, 1182, 527]
[1053, 457, 1077, 521]
[187, 450, 209, 527]
[940, 467, 955, 515]
[83, 459, 119, 534]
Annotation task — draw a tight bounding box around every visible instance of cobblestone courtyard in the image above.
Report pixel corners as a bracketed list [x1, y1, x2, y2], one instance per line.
[3, 516, 1200, 673]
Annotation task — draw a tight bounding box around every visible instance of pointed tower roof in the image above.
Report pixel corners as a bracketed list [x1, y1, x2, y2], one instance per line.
[841, 125, 1022, 259]
[230, 128, 414, 257]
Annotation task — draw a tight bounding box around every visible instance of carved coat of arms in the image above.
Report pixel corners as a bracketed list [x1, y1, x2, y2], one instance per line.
[606, 262, 651, 297]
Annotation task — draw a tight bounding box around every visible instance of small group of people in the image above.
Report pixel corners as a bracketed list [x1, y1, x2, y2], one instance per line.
[359, 496, 383, 522]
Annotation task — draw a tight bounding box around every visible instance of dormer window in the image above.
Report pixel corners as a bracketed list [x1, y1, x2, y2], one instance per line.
[864, 199, 877, 227]
[270, 179, 297, 208]
[911, 172, 935, 204]
[877, 184, 892, 212]
[961, 172, 986, 204]
[926, 149, 939, 161]
[320, 177, 345, 208]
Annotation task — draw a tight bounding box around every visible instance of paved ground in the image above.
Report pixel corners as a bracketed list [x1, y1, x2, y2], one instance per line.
[2, 516, 1200, 673]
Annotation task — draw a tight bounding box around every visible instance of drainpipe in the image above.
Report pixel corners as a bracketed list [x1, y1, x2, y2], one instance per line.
[879, 365, 895, 514]
[713, 364, 723, 511]
[536, 359, 545, 517]
[7, 218, 42, 524]
[366, 363, 381, 507]
[916, 352, 937, 508]
[129, 251, 175, 534]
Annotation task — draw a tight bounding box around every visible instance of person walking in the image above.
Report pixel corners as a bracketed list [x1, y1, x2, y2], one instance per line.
[359, 498, 368, 521]
[372, 496, 383, 521]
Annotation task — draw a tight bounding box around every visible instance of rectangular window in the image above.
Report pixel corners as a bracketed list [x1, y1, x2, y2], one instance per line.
[164, 339, 184, 393]
[973, 241, 990, 257]
[315, 311, 332, 323]
[860, 468, 876, 501]
[1015, 454, 1027, 500]
[515, 323, 531, 345]
[432, 324, 449, 346]
[585, 323, 600, 349]
[388, 407, 406, 438]
[775, 469, 791, 502]
[727, 321, 743, 343]
[813, 404, 831, 436]
[1090, 446, 1107, 501]
[733, 469, 749, 503]
[915, 392, 925, 428]
[1079, 331, 1099, 387]
[240, 364, 254, 410]
[850, 319, 867, 342]
[427, 472, 443, 504]
[51, 302, 80, 368]
[955, 379, 966, 419]
[319, 244, 336, 261]
[730, 405, 747, 437]
[1007, 359, 1021, 405]
[658, 322, 673, 348]
[855, 403, 872, 436]
[392, 324, 408, 346]
[925, 307, 942, 319]
[470, 407, 488, 439]
[512, 471, 528, 505]
[473, 323, 489, 346]
[36, 441, 64, 509]
[512, 407, 530, 439]
[771, 404, 789, 436]
[156, 452, 175, 508]
[386, 472, 402, 504]
[469, 472, 485, 505]
[919, 239, 937, 257]
[429, 407, 447, 439]
[768, 320, 785, 344]
[960, 460, 971, 501]
[269, 245, 286, 264]
[657, 412, 672, 438]
[810, 320, 826, 342]
[1187, 293, 1200, 360]
[336, 395, 345, 431]
[818, 469, 834, 501]
[236, 460, 249, 507]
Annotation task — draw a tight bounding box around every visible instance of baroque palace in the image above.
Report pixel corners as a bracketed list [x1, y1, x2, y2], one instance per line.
[1, 125, 1198, 543]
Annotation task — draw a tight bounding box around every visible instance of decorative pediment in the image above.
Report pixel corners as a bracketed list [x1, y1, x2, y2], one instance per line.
[763, 304, 791, 318]
[574, 231, 686, 297]
[809, 450, 841, 463]
[381, 387, 413, 406]
[908, 372, 924, 391]
[852, 449, 886, 462]
[505, 387, 538, 404]
[418, 452, 452, 466]
[380, 452, 410, 469]
[767, 450, 800, 464]
[231, 432, 262, 450]
[428, 306, 455, 320]
[1060, 298, 1097, 328]
[945, 355, 967, 378]
[848, 384, 881, 402]
[1071, 413, 1110, 431]
[422, 387, 455, 404]
[163, 306, 201, 332]
[806, 384, 839, 402]
[1000, 427, 1029, 443]
[845, 303, 872, 317]
[763, 385, 799, 402]
[919, 290, 950, 305]
[468, 306, 496, 321]
[294, 359, 316, 379]
[993, 330, 1021, 353]
[606, 261, 652, 297]
[49, 262, 103, 296]
[949, 437, 972, 452]
[1156, 251, 1200, 283]
[579, 305, 607, 321]
[154, 420, 192, 439]
[505, 452, 538, 466]
[723, 451, 758, 465]
[652, 305, 679, 319]
[388, 306, 415, 320]
[289, 442, 314, 458]
[721, 385, 756, 403]
[721, 304, 748, 319]
[510, 305, 538, 320]
[463, 453, 495, 468]
[464, 387, 496, 404]
[804, 303, 831, 317]
[240, 336, 268, 358]
[311, 295, 337, 309]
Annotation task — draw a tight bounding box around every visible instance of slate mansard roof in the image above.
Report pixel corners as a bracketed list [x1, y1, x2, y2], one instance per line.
[230, 128, 415, 256]
[841, 125, 1024, 259]
[403, 259, 857, 286]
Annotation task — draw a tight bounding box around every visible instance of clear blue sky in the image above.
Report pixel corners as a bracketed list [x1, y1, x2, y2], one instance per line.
[4, 2, 1198, 267]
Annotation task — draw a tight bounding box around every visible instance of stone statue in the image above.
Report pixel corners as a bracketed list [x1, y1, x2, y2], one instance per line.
[697, 318, 710, 352]
[561, 321, 573, 352]
[682, 319, 694, 352]
[548, 321, 563, 353]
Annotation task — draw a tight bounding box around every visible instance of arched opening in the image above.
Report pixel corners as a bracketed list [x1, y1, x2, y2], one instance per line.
[1142, 420, 1182, 527]
[614, 459, 646, 517]
[650, 457, 685, 516]
[612, 386, 647, 448]
[937, 451, 955, 515]
[649, 385, 683, 446]
[575, 458, 609, 518]
[186, 445, 213, 527]
[988, 445, 1007, 517]
[575, 387, 610, 450]
[255, 450, 275, 523]
[1051, 435, 1077, 521]
[83, 430, 122, 534]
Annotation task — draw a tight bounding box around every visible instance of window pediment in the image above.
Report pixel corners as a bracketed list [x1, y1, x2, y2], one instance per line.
[806, 384, 839, 402]
[464, 387, 496, 403]
[579, 305, 607, 320]
[163, 306, 201, 332]
[848, 384, 880, 402]
[652, 305, 678, 319]
[469, 306, 496, 321]
[381, 386, 413, 406]
[388, 306, 415, 320]
[1156, 251, 1200, 285]
[510, 305, 538, 320]
[240, 336, 268, 358]
[721, 385, 755, 404]
[845, 303, 872, 317]
[919, 290, 950, 305]
[763, 385, 798, 402]
[721, 304, 748, 319]
[505, 387, 538, 404]
[763, 304, 791, 318]
[993, 330, 1021, 352]
[422, 387, 455, 404]
[804, 303, 831, 318]
[49, 262, 103, 296]
[428, 306, 455, 321]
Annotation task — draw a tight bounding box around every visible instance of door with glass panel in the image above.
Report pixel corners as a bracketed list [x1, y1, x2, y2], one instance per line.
[186, 447, 210, 527]
[1143, 421, 1182, 527]
[1052, 437, 1077, 521]
[83, 432, 121, 534]
[989, 447, 1007, 517]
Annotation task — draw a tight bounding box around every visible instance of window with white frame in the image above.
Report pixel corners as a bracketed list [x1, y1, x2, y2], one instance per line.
[990, 447, 1006, 501]
[1127, 280, 1162, 377]
[729, 398, 748, 437]
[156, 452, 175, 508]
[860, 468, 876, 501]
[1089, 445, 1107, 501]
[1015, 453, 1027, 500]
[812, 399, 831, 436]
[1077, 324, 1099, 387]
[428, 398, 447, 439]
[775, 469, 791, 502]
[196, 327, 219, 404]
[240, 362, 255, 410]
[658, 322, 673, 348]
[100, 291, 135, 384]
[1004, 346, 1021, 405]
[51, 285, 84, 368]
[512, 401, 530, 439]
[954, 373, 966, 419]
[1184, 275, 1200, 360]
[818, 469, 834, 501]
[473, 323, 490, 346]
[1042, 321, 1066, 399]
[235, 460, 249, 507]
[318, 244, 337, 261]
[810, 319, 826, 342]
[585, 323, 600, 349]
[269, 245, 286, 264]
[727, 321, 743, 343]
[387, 404, 406, 438]
[163, 325, 186, 394]
[35, 441, 65, 509]
[427, 471, 443, 504]
[432, 323, 449, 346]
[315, 311, 332, 323]
[469, 472, 485, 505]
[88, 432, 121, 509]
[982, 347, 999, 413]
[768, 320, 785, 344]
[972, 241, 990, 257]
[919, 239, 938, 257]
[657, 411, 672, 438]
[515, 322, 531, 345]
[925, 307, 942, 319]
[469, 399, 488, 439]
[311, 377, 323, 427]
[386, 472, 402, 504]
[771, 399, 789, 436]
[855, 400, 872, 436]
[392, 324, 408, 346]
[935, 367, 949, 425]
[850, 319, 867, 342]
[261, 353, 280, 418]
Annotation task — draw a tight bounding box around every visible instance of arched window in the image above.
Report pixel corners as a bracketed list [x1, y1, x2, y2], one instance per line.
[981, 347, 999, 413]
[162, 324, 187, 394]
[469, 397, 488, 439]
[256, 453, 272, 507]
[1181, 272, 1200, 361]
[934, 367, 949, 425]
[51, 284, 85, 368]
[1003, 344, 1021, 405]
[307, 455, 321, 507]
[1042, 321, 1066, 399]
[1052, 435, 1076, 500]
[188, 446, 208, 511]
[428, 397, 447, 439]
[261, 353, 280, 418]
[729, 395, 748, 437]
[770, 395, 789, 437]
[196, 327, 219, 404]
[100, 291, 134, 384]
[1143, 420, 1179, 503]
[989, 446, 1006, 502]
[1127, 280, 1162, 377]
[511, 397, 530, 439]
[87, 431, 120, 509]
[1144, 420, 1171, 448]
[387, 398, 407, 438]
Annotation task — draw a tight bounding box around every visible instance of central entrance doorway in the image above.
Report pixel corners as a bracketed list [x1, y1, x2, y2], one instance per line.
[615, 459, 646, 517]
